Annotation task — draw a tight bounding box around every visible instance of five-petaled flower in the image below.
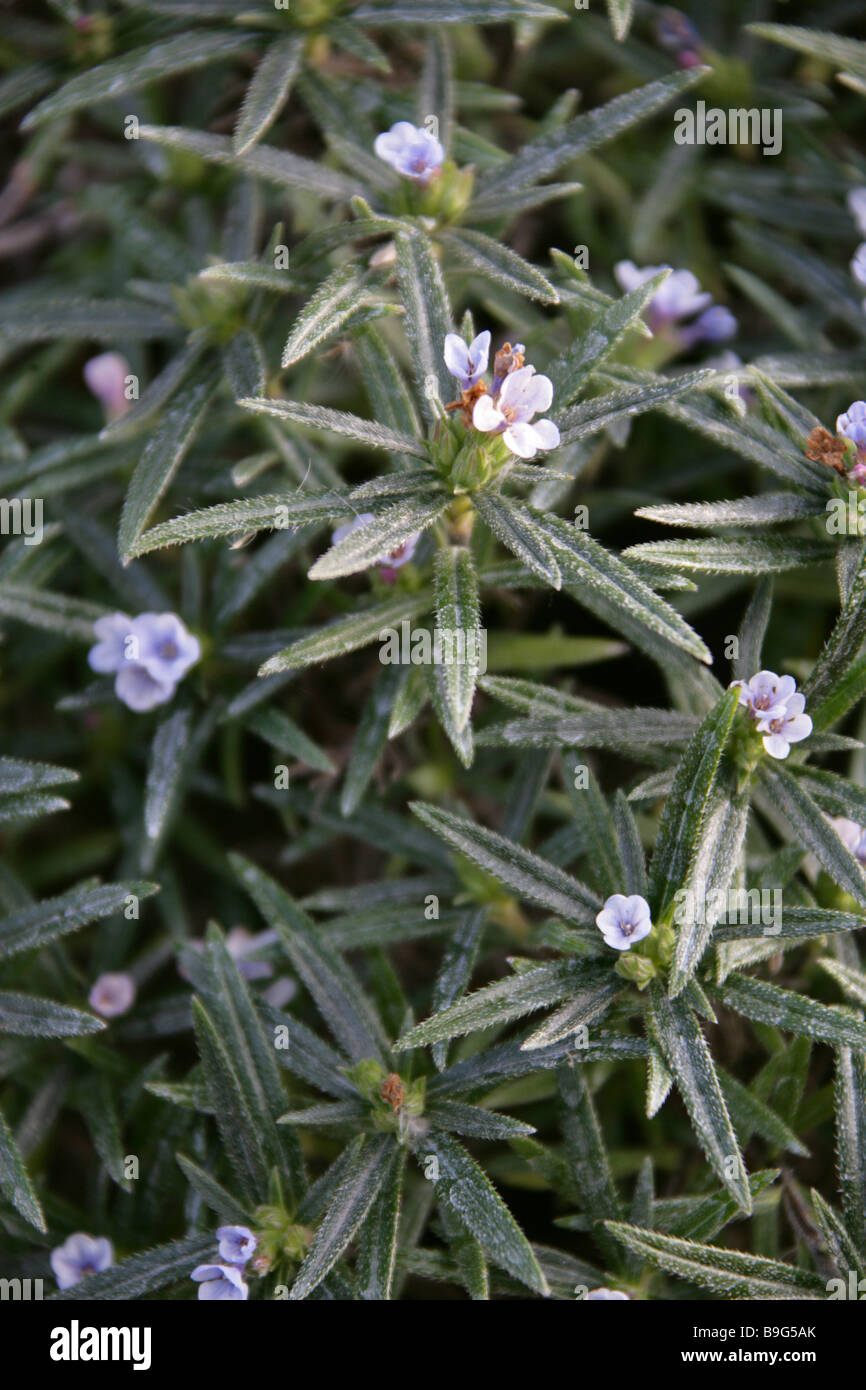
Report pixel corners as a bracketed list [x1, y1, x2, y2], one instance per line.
[374, 122, 444, 184]
[50, 1233, 113, 1289]
[88, 611, 200, 712]
[595, 893, 653, 951]
[190, 1263, 249, 1301]
[216, 1225, 257, 1265]
[88, 972, 136, 1019]
[732, 670, 812, 760]
[473, 365, 560, 459]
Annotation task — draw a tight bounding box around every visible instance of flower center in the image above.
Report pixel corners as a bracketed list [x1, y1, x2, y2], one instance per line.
[159, 640, 178, 660]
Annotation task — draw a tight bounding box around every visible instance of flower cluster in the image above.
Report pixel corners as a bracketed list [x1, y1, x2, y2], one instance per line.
[88, 611, 200, 712]
[374, 121, 444, 185]
[191, 1225, 257, 1301]
[444, 331, 560, 460]
[50, 1233, 113, 1289]
[732, 671, 812, 760]
[614, 260, 736, 349]
[596, 893, 653, 951]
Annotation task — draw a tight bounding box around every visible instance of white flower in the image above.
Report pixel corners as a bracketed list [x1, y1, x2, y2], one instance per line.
[443, 330, 491, 389]
[88, 972, 136, 1019]
[472, 365, 560, 459]
[586, 1287, 630, 1300]
[595, 893, 653, 951]
[755, 691, 812, 760]
[851, 243, 866, 289]
[374, 122, 444, 183]
[830, 816, 866, 863]
[733, 670, 796, 723]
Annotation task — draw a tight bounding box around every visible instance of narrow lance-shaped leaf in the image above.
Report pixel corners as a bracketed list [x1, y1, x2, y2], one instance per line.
[394, 227, 452, 416]
[717, 975, 866, 1052]
[234, 34, 304, 155]
[0, 1105, 45, 1231]
[290, 1134, 394, 1301]
[433, 546, 482, 733]
[606, 1223, 824, 1299]
[309, 496, 447, 581]
[240, 397, 428, 458]
[119, 372, 214, 562]
[648, 983, 751, 1213]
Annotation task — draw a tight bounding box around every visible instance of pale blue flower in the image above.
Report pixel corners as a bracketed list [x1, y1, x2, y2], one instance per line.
[133, 612, 201, 686]
[84, 352, 131, 422]
[586, 1287, 630, 1300]
[614, 260, 712, 326]
[444, 331, 491, 389]
[595, 894, 653, 951]
[88, 972, 135, 1018]
[87, 610, 199, 712]
[851, 244, 866, 288]
[50, 1233, 113, 1289]
[837, 401, 866, 455]
[216, 1225, 257, 1265]
[472, 365, 560, 459]
[190, 1263, 249, 1301]
[374, 122, 444, 183]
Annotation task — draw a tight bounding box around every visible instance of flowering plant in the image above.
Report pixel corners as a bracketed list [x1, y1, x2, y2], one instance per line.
[1, 0, 866, 1314]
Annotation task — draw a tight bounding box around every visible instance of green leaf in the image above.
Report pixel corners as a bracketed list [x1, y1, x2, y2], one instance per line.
[733, 578, 773, 682]
[192, 997, 274, 1205]
[240, 396, 427, 457]
[50, 1234, 215, 1301]
[22, 32, 256, 129]
[176, 1153, 254, 1226]
[605, 0, 634, 41]
[426, 1100, 535, 1140]
[281, 263, 366, 369]
[139, 125, 364, 200]
[717, 976, 866, 1051]
[119, 372, 214, 562]
[555, 371, 712, 445]
[340, 664, 404, 816]
[309, 496, 446, 580]
[0, 757, 78, 795]
[526, 510, 712, 665]
[648, 983, 751, 1213]
[0, 291, 174, 343]
[559, 1064, 623, 1265]
[232, 854, 390, 1063]
[245, 706, 335, 775]
[419, 1131, 548, 1295]
[394, 227, 453, 416]
[259, 591, 432, 676]
[0, 992, 104, 1037]
[811, 1189, 863, 1280]
[549, 274, 668, 407]
[354, 0, 563, 22]
[819, 957, 866, 1008]
[0, 880, 158, 960]
[235, 34, 304, 154]
[606, 1223, 824, 1298]
[441, 229, 558, 303]
[649, 686, 741, 922]
[433, 546, 483, 732]
[128, 491, 347, 557]
[635, 494, 821, 529]
[396, 960, 608, 1049]
[624, 536, 835, 575]
[760, 764, 866, 908]
[474, 70, 704, 208]
[473, 494, 561, 588]
[0, 1105, 44, 1231]
[0, 585, 111, 640]
[747, 24, 866, 81]
[410, 801, 601, 925]
[291, 1134, 394, 1300]
[223, 329, 266, 400]
[669, 783, 750, 998]
[356, 1143, 407, 1300]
